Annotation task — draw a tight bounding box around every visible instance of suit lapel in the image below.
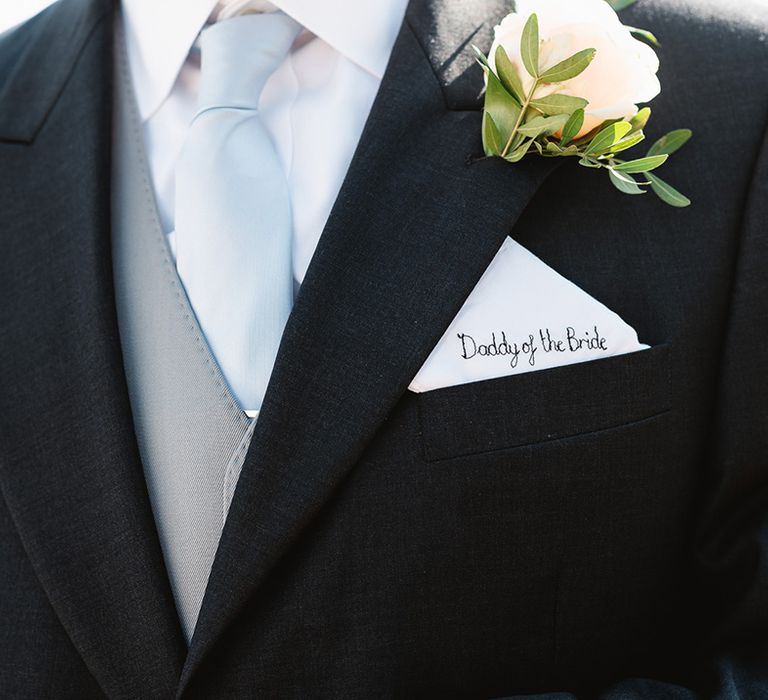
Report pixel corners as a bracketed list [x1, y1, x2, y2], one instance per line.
[182, 0, 560, 690]
[0, 0, 186, 696]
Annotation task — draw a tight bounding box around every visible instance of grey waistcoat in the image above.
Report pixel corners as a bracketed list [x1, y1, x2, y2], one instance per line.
[111, 27, 255, 643]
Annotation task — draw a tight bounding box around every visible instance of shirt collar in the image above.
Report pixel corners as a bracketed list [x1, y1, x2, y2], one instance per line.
[121, 0, 410, 121]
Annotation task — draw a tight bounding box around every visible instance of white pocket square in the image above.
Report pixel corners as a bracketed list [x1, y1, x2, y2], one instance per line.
[409, 237, 648, 393]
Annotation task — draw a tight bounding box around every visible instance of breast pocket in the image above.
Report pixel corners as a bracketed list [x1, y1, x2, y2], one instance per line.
[416, 344, 671, 462]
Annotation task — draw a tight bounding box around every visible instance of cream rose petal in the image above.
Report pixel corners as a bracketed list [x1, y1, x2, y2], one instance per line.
[488, 0, 660, 137]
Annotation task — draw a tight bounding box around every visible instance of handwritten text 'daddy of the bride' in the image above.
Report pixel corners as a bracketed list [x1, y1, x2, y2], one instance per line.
[457, 327, 608, 368]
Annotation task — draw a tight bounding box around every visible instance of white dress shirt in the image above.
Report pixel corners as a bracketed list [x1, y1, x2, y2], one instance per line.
[121, 0, 409, 285]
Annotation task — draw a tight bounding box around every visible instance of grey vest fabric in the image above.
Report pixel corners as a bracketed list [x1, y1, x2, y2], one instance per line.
[111, 27, 255, 643]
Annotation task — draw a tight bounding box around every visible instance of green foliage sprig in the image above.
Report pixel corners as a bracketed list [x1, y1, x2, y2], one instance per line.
[605, 0, 639, 11]
[474, 12, 692, 207]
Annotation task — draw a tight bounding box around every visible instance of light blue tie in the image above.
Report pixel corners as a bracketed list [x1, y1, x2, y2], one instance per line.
[175, 12, 301, 415]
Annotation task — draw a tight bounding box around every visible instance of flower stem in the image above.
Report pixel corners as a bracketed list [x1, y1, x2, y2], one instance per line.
[500, 77, 539, 158]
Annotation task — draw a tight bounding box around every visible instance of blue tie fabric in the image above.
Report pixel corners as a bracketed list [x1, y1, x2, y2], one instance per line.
[175, 11, 301, 415]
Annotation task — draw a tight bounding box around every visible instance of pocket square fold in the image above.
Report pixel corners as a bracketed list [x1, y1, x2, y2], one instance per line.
[409, 237, 648, 393]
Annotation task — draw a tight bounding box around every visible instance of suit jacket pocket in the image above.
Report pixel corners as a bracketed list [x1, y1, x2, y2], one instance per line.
[417, 344, 671, 462]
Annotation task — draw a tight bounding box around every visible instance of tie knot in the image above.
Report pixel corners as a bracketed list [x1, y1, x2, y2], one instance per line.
[196, 12, 301, 113]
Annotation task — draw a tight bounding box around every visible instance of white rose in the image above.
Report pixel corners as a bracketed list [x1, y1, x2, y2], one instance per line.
[489, 0, 660, 138]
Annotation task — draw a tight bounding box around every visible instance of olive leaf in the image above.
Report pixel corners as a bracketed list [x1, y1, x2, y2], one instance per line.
[572, 118, 622, 146]
[612, 154, 668, 173]
[482, 113, 502, 156]
[627, 26, 660, 46]
[539, 49, 596, 83]
[604, 132, 646, 154]
[629, 107, 651, 133]
[646, 172, 691, 207]
[472, 44, 491, 71]
[647, 129, 692, 156]
[559, 108, 585, 146]
[529, 94, 589, 115]
[608, 169, 646, 195]
[517, 113, 569, 138]
[547, 142, 579, 155]
[578, 156, 603, 169]
[483, 68, 521, 152]
[584, 122, 632, 154]
[494, 46, 525, 103]
[604, 0, 638, 10]
[520, 13, 540, 78]
[504, 139, 534, 163]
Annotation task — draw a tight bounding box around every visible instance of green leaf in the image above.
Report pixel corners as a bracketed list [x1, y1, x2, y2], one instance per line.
[483, 68, 521, 147]
[504, 139, 533, 163]
[613, 154, 668, 172]
[560, 108, 585, 146]
[539, 48, 596, 83]
[584, 122, 633, 154]
[604, 0, 638, 10]
[472, 44, 491, 71]
[482, 112, 502, 156]
[520, 13, 540, 78]
[627, 26, 660, 46]
[573, 118, 622, 145]
[647, 128, 693, 157]
[517, 113, 569, 138]
[494, 45, 525, 103]
[579, 156, 602, 169]
[608, 168, 646, 195]
[629, 107, 651, 133]
[605, 131, 645, 154]
[529, 94, 588, 115]
[544, 142, 580, 157]
[646, 172, 691, 207]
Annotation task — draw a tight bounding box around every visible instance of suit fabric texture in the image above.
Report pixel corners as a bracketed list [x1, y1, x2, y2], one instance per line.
[0, 0, 767, 697]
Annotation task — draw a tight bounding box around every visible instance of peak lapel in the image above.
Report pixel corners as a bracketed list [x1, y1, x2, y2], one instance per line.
[0, 0, 186, 696]
[182, 0, 560, 689]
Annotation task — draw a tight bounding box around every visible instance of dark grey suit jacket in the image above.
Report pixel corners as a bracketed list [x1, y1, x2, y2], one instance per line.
[0, 0, 766, 697]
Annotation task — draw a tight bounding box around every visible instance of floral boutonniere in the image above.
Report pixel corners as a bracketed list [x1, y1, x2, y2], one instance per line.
[474, 0, 692, 206]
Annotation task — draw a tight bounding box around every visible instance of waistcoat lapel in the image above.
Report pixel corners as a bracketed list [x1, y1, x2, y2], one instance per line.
[181, 0, 561, 691]
[0, 0, 186, 696]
